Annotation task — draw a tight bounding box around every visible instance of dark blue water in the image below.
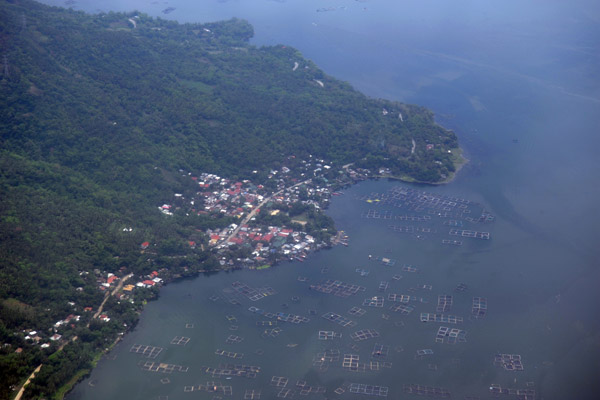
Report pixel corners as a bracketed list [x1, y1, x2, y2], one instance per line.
[40, 0, 600, 398]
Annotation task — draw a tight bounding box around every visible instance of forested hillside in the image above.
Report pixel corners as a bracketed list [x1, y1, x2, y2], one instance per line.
[0, 0, 460, 398]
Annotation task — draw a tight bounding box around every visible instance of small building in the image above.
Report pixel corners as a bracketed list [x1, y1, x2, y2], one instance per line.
[142, 280, 156, 287]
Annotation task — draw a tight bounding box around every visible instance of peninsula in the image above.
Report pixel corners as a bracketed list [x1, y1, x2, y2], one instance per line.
[0, 1, 464, 398]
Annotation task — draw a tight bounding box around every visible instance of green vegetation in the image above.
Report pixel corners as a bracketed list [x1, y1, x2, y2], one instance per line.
[0, 1, 461, 398]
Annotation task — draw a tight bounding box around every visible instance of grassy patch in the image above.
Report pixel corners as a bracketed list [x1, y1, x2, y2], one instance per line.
[53, 368, 90, 400]
[178, 79, 213, 94]
[449, 147, 467, 171]
[291, 213, 308, 226]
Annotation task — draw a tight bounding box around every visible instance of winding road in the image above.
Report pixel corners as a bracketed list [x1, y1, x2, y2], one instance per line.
[223, 179, 312, 244]
[92, 273, 133, 321]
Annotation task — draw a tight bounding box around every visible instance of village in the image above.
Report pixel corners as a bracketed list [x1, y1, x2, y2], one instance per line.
[11, 159, 371, 355]
[162, 155, 366, 269]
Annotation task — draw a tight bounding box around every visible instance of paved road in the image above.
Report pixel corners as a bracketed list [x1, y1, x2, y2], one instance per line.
[223, 179, 312, 244]
[13, 365, 42, 400]
[92, 273, 133, 320]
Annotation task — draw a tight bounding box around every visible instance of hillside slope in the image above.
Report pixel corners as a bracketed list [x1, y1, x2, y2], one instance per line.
[0, 0, 460, 397]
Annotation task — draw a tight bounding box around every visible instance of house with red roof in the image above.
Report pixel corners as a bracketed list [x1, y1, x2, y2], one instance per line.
[228, 237, 244, 245]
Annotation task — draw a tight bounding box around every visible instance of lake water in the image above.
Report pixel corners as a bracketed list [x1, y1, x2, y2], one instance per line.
[39, 0, 600, 398]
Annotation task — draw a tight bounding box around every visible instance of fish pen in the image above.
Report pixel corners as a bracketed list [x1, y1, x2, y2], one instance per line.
[420, 313, 463, 324]
[277, 388, 294, 398]
[184, 382, 232, 395]
[449, 229, 490, 240]
[200, 364, 260, 379]
[363, 296, 385, 308]
[415, 284, 433, 291]
[350, 329, 381, 341]
[225, 335, 244, 344]
[389, 304, 415, 315]
[139, 361, 189, 373]
[435, 326, 467, 344]
[489, 384, 535, 399]
[472, 297, 488, 319]
[454, 283, 468, 292]
[403, 383, 451, 397]
[371, 256, 397, 266]
[295, 380, 327, 395]
[270, 376, 289, 388]
[415, 349, 434, 359]
[494, 353, 524, 371]
[356, 268, 370, 276]
[231, 281, 276, 301]
[261, 327, 282, 338]
[402, 265, 420, 273]
[129, 344, 163, 359]
[313, 348, 340, 370]
[318, 330, 342, 340]
[322, 312, 357, 327]
[310, 279, 366, 297]
[442, 239, 463, 246]
[348, 383, 389, 397]
[170, 336, 190, 346]
[388, 293, 412, 303]
[215, 349, 244, 359]
[256, 320, 278, 327]
[348, 306, 367, 316]
[244, 389, 261, 399]
[436, 295, 453, 312]
[371, 343, 390, 358]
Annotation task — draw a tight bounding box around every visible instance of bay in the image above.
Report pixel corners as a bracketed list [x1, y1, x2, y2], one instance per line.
[37, 0, 600, 398]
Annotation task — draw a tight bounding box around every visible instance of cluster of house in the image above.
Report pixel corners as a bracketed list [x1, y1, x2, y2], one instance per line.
[20, 330, 63, 349]
[97, 273, 119, 291]
[83, 160, 372, 302]
[207, 223, 323, 266]
[95, 268, 165, 299]
[133, 270, 163, 289]
[150, 159, 376, 269]
[191, 173, 264, 217]
[185, 167, 343, 266]
[16, 307, 84, 350]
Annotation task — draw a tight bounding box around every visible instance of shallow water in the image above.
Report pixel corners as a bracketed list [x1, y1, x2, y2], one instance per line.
[39, 0, 600, 398]
[66, 178, 598, 399]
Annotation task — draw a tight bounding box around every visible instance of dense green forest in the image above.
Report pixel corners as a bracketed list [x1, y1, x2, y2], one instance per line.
[0, 0, 460, 398]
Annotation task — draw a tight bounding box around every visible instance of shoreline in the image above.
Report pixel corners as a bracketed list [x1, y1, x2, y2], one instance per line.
[438, 147, 469, 185]
[374, 146, 469, 186]
[56, 151, 470, 397]
[51, 142, 468, 398]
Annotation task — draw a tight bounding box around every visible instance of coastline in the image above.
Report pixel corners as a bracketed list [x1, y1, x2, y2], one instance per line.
[439, 147, 469, 184]
[54, 151, 467, 397]
[374, 146, 469, 186]
[5, 3, 466, 396]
